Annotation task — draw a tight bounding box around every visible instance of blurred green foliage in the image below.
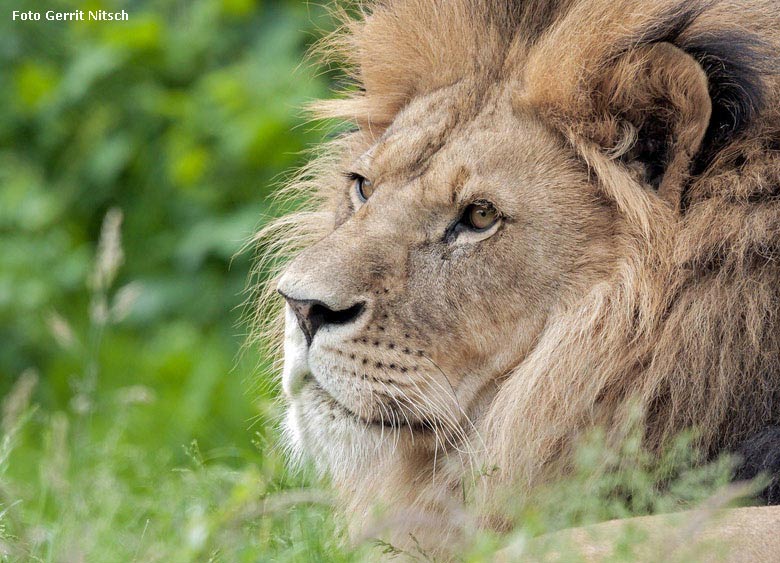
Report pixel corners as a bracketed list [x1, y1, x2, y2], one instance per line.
[0, 0, 356, 559]
[0, 0, 329, 458]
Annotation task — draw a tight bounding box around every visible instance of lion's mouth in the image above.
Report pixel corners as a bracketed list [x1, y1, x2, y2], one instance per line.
[309, 381, 435, 432]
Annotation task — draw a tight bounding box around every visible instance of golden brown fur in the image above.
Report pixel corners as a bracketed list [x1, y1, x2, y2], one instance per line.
[253, 0, 780, 553]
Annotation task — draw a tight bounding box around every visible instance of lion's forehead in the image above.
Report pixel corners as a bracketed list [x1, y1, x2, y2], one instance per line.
[364, 91, 567, 205]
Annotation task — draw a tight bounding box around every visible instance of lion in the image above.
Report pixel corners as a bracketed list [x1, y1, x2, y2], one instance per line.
[254, 0, 780, 556]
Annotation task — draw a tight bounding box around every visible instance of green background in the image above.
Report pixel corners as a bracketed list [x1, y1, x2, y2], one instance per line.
[0, 0, 361, 560]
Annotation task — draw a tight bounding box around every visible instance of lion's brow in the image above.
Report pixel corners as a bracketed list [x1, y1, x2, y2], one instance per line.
[447, 166, 472, 205]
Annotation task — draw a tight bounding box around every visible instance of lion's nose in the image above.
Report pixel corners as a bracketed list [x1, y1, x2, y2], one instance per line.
[278, 290, 365, 346]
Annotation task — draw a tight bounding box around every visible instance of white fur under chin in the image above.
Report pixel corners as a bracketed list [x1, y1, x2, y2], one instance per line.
[281, 304, 310, 398]
[284, 386, 399, 483]
[280, 305, 309, 463]
[281, 305, 387, 477]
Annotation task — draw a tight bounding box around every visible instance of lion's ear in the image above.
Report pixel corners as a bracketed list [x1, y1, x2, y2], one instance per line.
[526, 41, 716, 210]
[592, 43, 712, 208]
[524, 2, 771, 213]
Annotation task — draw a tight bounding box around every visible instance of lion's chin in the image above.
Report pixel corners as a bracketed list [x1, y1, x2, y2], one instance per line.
[284, 382, 433, 479]
[285, 384, 385, 472]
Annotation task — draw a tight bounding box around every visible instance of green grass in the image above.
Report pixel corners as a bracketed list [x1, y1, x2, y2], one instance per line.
[0, 369, 754, 561]
[0, 210, 363, 562]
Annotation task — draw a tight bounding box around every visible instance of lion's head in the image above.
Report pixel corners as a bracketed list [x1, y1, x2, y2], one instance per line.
[278, 83, 617, 478]
[258, 0, 780, 549]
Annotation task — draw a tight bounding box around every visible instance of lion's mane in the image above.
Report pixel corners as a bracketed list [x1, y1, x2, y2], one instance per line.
[255, 0, 780, 535]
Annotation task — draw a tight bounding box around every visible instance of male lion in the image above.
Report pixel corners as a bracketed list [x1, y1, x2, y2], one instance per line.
[259, 0, 780, 556]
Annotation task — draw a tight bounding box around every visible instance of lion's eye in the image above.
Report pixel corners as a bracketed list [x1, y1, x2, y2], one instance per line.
[461, 202, 499, 231]
[354, 174, 374, 202]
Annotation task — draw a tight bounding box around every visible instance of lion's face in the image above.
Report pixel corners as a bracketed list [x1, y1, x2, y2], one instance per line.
[277, 83, 616, 476]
